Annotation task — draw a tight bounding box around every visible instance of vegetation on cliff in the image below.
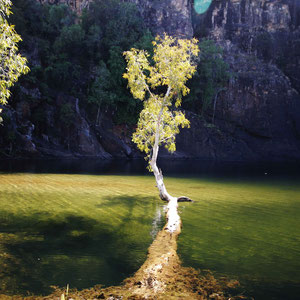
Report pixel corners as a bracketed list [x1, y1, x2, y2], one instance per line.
[0, 0, 231, 158]
[10, 0, 152, 124]
[185, 39, 231, 118]
[0, 0, 299, 160]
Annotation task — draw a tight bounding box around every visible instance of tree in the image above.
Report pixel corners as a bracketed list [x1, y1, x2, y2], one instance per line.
[87, 61, 113, 125]
[198, 40, 230, 122]
[123, 34, 199, 233]
[185, 39, 230, 120]
[0, 0, 29, 109]
[83, 0, 147, 58]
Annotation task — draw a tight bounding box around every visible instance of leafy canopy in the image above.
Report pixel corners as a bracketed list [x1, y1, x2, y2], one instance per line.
[0, 0, 29, 106]
[123, 35, 199, 156]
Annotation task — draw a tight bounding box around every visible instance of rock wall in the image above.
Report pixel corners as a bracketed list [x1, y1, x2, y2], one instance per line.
[203, 0, 300, 92]
[1, 0, 300, 161]
[128, 0, 193, 38]
[38, 0, 90, 13]
[181, 0, 300, 160]
[39, 0, 193, 37]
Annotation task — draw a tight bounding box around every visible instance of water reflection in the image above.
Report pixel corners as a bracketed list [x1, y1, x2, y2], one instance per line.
[150, 205, 164, 239]
[0, 158, 299, 183]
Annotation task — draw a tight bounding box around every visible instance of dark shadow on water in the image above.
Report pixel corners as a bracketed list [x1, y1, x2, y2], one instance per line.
[242, 279, 300, 300]
[0, 195, 163, 296]
[0, 158, 300, 184]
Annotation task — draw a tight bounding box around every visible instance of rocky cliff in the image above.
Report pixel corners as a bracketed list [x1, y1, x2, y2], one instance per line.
[38, 0, 90, 13]
[183, 0, 300, 160]
[128, 0, 193, 38]
[1, 0, 300, 161]
[38, 0, 194, 37]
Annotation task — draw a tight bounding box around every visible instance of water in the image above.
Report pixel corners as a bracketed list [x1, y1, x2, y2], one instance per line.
[177, 178, 300, 300]
[0, 172, 164, 295]
[0, 159, 299, 299]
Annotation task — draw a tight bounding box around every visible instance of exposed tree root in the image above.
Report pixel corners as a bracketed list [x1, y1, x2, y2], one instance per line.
[177, 196, 193, 202]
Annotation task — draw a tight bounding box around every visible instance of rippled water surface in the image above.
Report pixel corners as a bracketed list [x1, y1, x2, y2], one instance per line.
[0, 159, 299, 299]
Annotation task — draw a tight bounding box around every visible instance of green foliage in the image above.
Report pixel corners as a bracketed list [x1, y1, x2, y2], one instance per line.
[81, 0, 154, 124]
[83, 0, 146, 56]
[133, 30, 155, 55]
[88, 61, 114, 108]
[9, 0, 153, 126]
[84, 24, 102, 61]
[60, 103, 75, 127]
[4, 0, 231, 141]
[54, 24, 85, 56]
[0, 0, 29, 107]
[43, 4, 76, 39]
[11, 0, 82, 97]
[185, 39, 231, 115]
[124, 35, 199, 158]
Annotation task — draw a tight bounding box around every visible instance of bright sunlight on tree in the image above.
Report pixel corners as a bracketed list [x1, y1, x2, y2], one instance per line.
[123, 34, 199, 163]
[124, 34, 199, 232]
[0, 0, 29, 119]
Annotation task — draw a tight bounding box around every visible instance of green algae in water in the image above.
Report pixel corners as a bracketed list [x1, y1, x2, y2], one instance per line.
[172, 178, 300, 300]
[0, 174, 165, 295]
[0, 173, 299, 299]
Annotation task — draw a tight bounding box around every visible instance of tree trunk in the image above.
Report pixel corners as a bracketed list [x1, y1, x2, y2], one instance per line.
[150, 150, 192, 234]
[148, 87, 192, 233]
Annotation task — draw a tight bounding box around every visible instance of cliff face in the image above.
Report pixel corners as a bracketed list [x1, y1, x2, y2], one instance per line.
[128, 0, 193, 38]
[175, 0, 300, 160]
[205, 0, 300, 92]
[38, 0, 91, 13]
[1, 0, 300, 161]
[38, 0, 194, 37]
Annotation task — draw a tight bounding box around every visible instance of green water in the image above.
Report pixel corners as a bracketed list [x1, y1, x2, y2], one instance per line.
[0, 170, 299, 299]
[0, 174, 165, 295]
[177, 179, 300, 299]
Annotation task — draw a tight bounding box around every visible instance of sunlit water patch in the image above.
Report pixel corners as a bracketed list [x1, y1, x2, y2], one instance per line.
[0, 170, 299, 299]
